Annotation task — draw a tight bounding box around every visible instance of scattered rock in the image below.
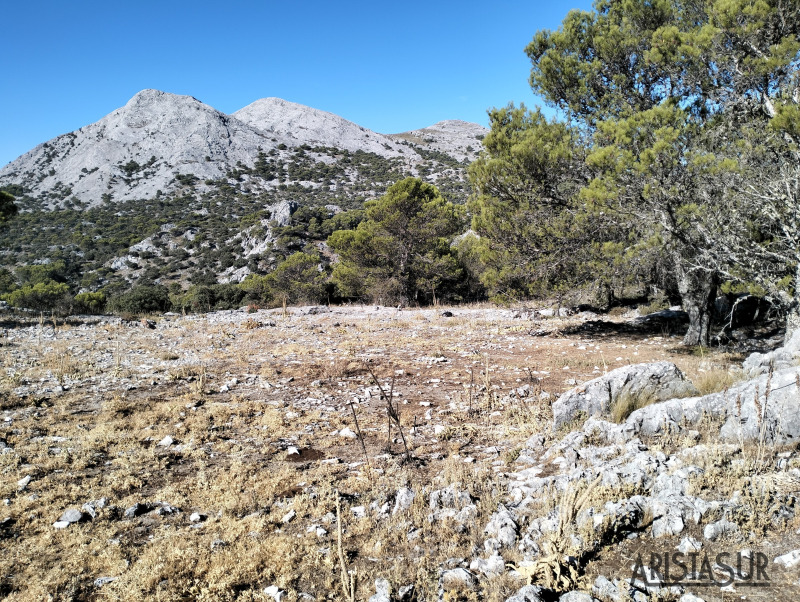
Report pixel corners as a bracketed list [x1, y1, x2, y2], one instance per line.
[469, 553, 505, 577]
[264, 585, 287, 602]
[397, 584, 414, 602]
[368, 578, 390, 602]
[124, 502, 156, 518]
[441, 567, 475, 588]
[281, 509, 296, 523]
[338, 427, 358, 439]
[677, 537, 702, 554]
[484, 505, 518, 549]
[703, 518, 739, 541]
[504, 584, 545, 602]
[774, 549, 800, 569]
[558, 592, 593, 602]
[393, 487, 415, 515]
[58, 508, 85, 524]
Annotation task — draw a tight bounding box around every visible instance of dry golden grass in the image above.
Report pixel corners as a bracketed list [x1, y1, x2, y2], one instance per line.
[0, 304, 758, 600]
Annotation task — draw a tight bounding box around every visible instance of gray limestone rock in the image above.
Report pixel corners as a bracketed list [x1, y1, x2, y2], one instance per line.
[703, 518, 739, 541]
[59, 508, 85, 523]
[393, 487, 415, 515]
[484, 505, 518, 549]
[504, 585, 545, 602]
[469, 553, 505, 578]
[367, 578, 390, 602]
[558, 593, 595, 602]
[552, 362, 698, 429]
[742, 329, 800, 377]
[441, 568, 476, 587]
[626, 364, 800, 445]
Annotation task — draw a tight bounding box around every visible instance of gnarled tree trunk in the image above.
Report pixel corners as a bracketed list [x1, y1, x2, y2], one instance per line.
[785, 263, 800, 344]
[675, 260, 717, 346]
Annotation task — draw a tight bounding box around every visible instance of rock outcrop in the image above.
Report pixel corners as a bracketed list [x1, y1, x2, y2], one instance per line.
[552, 361, 698, 429]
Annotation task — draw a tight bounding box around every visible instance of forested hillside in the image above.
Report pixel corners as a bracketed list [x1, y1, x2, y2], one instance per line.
[2, 0, 799, 350]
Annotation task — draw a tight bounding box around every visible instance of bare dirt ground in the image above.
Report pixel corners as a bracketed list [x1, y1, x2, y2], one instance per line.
[0, 304, 790, 601]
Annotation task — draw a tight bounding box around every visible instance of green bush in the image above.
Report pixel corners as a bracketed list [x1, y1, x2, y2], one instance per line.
[171, 284, 245, 313]
[3, 281, 71, 312]
[107, 285, 170, 315]
[240, 252, 328, 306]
[73, 291, 107, 314]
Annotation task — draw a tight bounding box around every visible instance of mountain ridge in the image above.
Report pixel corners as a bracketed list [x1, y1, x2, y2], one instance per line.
[0, 89, 487, 209]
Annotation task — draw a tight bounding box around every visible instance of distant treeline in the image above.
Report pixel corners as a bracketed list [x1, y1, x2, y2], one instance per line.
[2, 0, 800, 348]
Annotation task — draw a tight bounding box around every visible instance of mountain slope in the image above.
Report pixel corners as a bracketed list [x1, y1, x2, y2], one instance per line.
[0, 90, 487, 292]
[0, 90, 283, 208]
[233, 97, 411, 158]
[389, 120, 487, 164]
[0, 90, 487, 210]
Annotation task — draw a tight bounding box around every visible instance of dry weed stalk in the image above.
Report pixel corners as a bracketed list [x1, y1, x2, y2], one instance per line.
[346, 399, 371, 469]
[365, 363, 411, 462]
[511, 475, 602, 591]
[754, 365, 773, 472]
[336, 491, 357, 602]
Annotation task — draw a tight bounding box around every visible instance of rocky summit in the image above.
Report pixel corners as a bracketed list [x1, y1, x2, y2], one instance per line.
[0, 89, 487, 209]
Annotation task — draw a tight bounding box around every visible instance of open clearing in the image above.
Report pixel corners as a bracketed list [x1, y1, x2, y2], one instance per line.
[0, 304, 789, 601]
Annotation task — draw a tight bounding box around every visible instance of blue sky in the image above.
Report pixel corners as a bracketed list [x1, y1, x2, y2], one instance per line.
[2, 1, 594, 167]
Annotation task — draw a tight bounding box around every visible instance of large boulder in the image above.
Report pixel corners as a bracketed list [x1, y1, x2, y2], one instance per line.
[626, 363, 800, 444]
[552, 362, 698, 429]
[742, 329, 800, 377]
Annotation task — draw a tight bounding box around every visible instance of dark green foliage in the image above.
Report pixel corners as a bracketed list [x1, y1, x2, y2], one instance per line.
[171, 284, 245, 313]
[0, 191, 17, 225]
[3, 281, 71, 312]
[328, 177, 465, 304]
[467, 0, 800, 342]
[73, 291, 106, 314]
[240, 252, 328, 306]
[107, 285, 170, 315]
[0, 268, 16, 295]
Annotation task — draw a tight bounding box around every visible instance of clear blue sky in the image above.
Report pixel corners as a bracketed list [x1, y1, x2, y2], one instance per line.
[1, 1, 594, 168]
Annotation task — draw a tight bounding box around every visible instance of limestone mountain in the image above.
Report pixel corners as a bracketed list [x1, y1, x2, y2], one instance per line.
[232, 97, 411, 158]
[0, 89, 487, 210]
[0, 89, 486, 293]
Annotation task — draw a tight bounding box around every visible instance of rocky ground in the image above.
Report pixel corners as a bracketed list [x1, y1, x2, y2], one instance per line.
[0, 304, 798, 601]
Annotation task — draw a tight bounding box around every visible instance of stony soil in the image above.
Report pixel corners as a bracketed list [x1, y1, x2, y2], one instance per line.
[0, 304, 794, 601]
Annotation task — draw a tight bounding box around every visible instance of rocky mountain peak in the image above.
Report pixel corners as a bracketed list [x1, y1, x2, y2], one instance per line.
[233, 97, 411, 157]
[0, 89, 488, 208]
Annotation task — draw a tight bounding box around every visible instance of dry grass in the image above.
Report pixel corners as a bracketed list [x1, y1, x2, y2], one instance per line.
[609, 390, 657, 423]
[0, 304, 747, 600]
[693, 366, 745, 395]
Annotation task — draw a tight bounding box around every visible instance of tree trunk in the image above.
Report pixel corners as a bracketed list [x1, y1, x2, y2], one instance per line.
[786, 263, 800, 344]
[676, 261, 717, 346]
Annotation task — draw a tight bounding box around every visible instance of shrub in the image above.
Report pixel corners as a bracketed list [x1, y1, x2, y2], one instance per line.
[171, 284, 245, 314]
[3, 281, 71, 312]
[73, 291, 106, 314]
[107, 285, 170, 315]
